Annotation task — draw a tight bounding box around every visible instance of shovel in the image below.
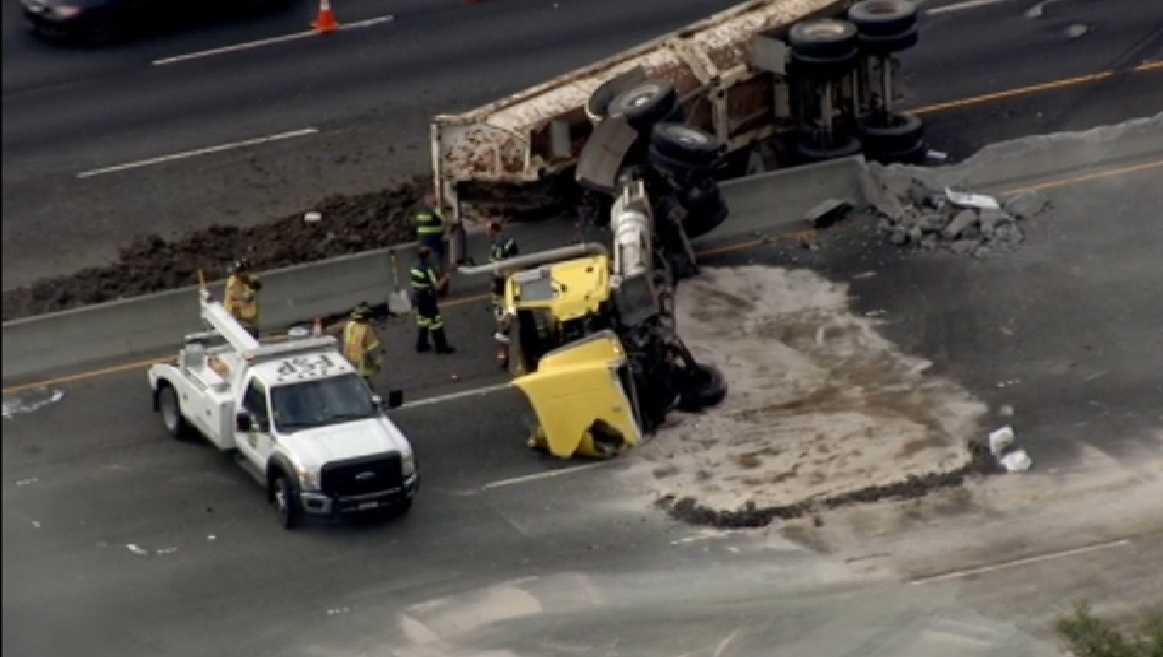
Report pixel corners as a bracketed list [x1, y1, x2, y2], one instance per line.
[387, 250, 412, 315]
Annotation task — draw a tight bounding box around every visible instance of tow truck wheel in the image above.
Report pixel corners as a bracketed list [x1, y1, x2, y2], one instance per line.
[848, 0, 918, 36]
[273, 475, 302, 530]
[608, 81, 678, 130]
[158, 385, 191, 440]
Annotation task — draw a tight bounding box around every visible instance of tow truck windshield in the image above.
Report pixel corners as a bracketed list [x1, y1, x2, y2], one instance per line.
[271, 374, 377, 433]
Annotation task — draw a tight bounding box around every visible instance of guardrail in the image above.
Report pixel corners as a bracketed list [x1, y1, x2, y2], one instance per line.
[2, 156, 868, 382]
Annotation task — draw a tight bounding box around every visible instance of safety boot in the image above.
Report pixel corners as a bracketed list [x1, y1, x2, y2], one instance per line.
[433, 328, 456, 354]
[415, 327, 431, 353]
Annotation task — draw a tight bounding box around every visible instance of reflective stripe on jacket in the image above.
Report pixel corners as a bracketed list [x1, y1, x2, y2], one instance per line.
[489, 237, 518, 263]
[410, 264, 438, 290]
[343, 321, 381, 376]
[414, 207, 443, 236]
[224, 274, 259, 323]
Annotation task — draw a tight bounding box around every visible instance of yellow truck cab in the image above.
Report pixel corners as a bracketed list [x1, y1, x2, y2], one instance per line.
[502, 254, 644, 459]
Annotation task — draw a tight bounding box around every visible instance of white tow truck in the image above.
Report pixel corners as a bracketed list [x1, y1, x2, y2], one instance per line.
[147, 291, 418, 529]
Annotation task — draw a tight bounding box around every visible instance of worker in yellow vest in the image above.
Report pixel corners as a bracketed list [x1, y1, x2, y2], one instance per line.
[223, 258, 261, 338]
[343, 302, 383, 387]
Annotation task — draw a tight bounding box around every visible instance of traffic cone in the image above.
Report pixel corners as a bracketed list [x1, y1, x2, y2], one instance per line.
[311, 0, 339, 33]
[312, 317, 323, 336]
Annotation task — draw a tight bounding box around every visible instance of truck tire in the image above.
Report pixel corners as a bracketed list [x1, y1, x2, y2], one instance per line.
[789, 19, 858, 59]
[650, 123, 720, 167]
[272, 475, 302, 530]
[857, 24, 918, 53]
[796, 136, 863, 163]
[789, 48, 860, 79]
[858, 111, 923, 155]
[608, 81, 678, 130]
[848, 0, 917, 36]
[158, 384, 192, 440]
[676, 364, 727, 412]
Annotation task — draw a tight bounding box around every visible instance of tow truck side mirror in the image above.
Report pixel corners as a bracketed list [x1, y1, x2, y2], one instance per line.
[372, 392, 404, 410]
[235, 412, 252, 433]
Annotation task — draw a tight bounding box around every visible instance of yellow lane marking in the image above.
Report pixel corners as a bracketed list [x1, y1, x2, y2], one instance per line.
[1136, 60, 1163, 72]
[3, 358, 166, 394]
[1000, 158, 1163, 196]
[911, 70, 1116, 115]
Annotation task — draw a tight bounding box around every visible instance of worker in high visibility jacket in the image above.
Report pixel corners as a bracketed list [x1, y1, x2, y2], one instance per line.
[413, 193, 446, 269]
[487, 221, 518, 369]
[223, 258, 262, 338]
[343, 302, 383, 386]
[411, 246, 456, 354]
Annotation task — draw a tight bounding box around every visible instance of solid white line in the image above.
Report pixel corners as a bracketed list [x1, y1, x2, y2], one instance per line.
[909, 538, 1132, 584]
[926, 0, 1008, 15]
[76, 128, 319, 178]
[399, 381, 513, 410]
[152, 14, 395, 66]
[481, 462, 607, 491]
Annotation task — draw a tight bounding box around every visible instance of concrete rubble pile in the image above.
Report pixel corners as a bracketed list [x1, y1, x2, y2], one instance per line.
[860, 163, 1050, 257]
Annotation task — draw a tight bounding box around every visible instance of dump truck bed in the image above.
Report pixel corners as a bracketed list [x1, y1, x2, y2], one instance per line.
[431, 0, 851, 218]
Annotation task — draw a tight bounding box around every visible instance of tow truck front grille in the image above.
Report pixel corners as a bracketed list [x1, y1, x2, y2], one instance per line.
[321, 453, 402, 499]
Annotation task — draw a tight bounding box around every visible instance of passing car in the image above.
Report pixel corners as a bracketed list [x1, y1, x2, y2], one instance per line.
[22, 0, 290, 43]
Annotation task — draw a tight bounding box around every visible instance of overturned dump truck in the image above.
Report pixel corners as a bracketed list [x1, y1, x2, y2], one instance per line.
[461, 183, 726, 459]
[431, 0, 924, 233]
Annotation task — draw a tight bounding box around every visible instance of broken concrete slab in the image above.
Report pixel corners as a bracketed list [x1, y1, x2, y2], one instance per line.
[950, 239, 980, 256]
[943, 209, 978, 240]
[978, 208, 1012, 237]
[804, 199, 852, 228]
[1004, 190, 1050, 220]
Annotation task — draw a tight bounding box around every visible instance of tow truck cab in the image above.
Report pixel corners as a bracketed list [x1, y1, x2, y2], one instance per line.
[148, 299, 417, 529]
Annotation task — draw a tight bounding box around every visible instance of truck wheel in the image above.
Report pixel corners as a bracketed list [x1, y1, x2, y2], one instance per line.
[158, 385, 192, 440]
[273, 475, 302, 530]
[650, 123, 720, 167]
[676, 364, 727, 412]
[857, 25, 918, 53]
[795, 136, 863, 163]
[858, 111, 923, 155]
[608, 81, 678, 130]
[789, 19, 859, 59]
[848, 0, 917, 36]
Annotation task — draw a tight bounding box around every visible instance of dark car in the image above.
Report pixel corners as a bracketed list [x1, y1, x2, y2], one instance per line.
[22, 0, 290, 44]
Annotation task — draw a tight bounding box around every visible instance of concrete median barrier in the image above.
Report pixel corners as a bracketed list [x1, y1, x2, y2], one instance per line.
[2, 244, 417, 381]
[2, 157, 869, 382]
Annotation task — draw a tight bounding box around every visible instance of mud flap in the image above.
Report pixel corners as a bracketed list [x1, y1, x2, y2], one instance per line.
[576, 116, 639, 195]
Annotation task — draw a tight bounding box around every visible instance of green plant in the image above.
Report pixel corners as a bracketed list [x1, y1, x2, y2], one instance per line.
[1056, 601, 1163, 657]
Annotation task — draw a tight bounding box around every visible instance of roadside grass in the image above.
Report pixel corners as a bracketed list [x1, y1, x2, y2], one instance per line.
[1056, 601, 1163, 657]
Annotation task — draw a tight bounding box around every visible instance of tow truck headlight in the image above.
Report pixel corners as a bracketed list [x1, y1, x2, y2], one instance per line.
[296, 466, 320, 491]
[401, 451, 416, 478]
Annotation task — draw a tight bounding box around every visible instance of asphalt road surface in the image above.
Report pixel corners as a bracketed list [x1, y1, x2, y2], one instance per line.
[5, 113, 1163, 655]
[2, 0, 1161, 289]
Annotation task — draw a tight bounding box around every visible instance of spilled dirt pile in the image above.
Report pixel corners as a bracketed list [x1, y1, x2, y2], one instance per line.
[625, 266, 991, 527]
[2, 180, 428, 321]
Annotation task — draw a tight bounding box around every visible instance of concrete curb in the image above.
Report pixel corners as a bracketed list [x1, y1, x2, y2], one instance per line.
[1, 158, 868, 382]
